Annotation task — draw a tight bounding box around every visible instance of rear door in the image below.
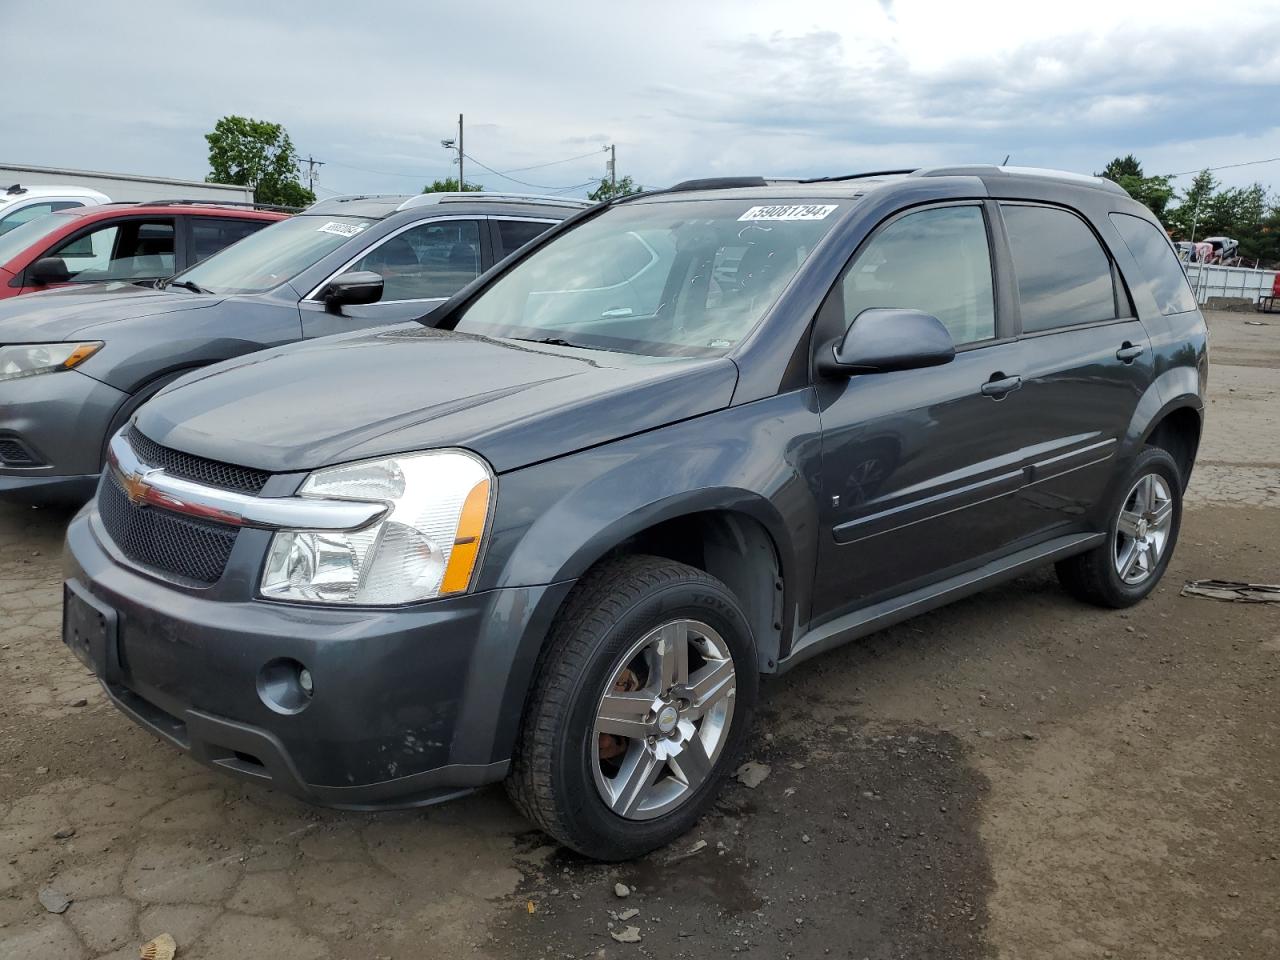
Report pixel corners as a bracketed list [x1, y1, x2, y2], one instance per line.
[995, 202, 1154, 536]
[183, 216, 273, 269]
[813, 202, 1032, 621]
[489, 216, 558, 265]
[299, 217, 489, 337]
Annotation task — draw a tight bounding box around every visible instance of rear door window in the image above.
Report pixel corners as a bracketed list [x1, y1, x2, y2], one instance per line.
[495, 219, 554, 260]
[349, 219, 482, 301]
[188, 217, 268, 265]
[45, 219, 176, 282]
[1001, 204, 1117, 332]
[1109, 213, 1197, 316]
[841, 204, 996, 345]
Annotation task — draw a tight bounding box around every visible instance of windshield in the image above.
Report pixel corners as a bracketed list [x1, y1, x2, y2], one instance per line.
[168, 215, 373, 295]
[0, 213, 71, 265]
[454, 198, 846, 357]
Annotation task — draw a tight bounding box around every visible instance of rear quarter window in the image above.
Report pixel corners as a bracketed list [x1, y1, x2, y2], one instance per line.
[1109, 213, 1197, 316]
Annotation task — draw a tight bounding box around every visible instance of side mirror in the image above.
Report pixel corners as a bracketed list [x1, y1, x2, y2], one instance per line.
[818, 308, 956, 377]
[322, 271, 383, 314]
[29, 257, 71, 286]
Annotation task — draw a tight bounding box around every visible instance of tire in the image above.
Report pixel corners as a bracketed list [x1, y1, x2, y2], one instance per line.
[1055, 446, 1183, 608]
[506, 554, 759, 861]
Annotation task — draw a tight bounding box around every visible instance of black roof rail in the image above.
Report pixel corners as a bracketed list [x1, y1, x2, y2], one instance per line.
[668, 177, 770, 192]
[798, 169, 918, 183]
[130, 199, 303, 213]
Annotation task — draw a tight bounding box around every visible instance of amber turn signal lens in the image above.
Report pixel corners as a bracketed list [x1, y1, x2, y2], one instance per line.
[62, 343, 103, 369]
[440, 478, 491, 595]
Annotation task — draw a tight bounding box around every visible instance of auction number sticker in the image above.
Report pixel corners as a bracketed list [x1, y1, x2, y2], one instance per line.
[738, 204, 838, 222]
[318, 221, 366, 237]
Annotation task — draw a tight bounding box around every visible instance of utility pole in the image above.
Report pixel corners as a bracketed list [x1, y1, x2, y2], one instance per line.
[301, 155, 324, 195]
[440, 114, 465, 192]
[609, 143, 616, 192]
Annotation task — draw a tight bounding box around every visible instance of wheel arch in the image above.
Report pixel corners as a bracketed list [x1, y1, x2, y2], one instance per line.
[1137, 396, 1204, 490]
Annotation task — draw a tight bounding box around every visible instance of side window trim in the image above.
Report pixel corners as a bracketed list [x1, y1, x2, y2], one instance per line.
[303, 215, 486, 303]
[822, 199, 1003, 356]
[995, 200, 1128, 336]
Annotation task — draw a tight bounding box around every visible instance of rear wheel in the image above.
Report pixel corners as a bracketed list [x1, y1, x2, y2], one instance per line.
[506, 555, 758, 860]
[1055, 446, 1182, 608]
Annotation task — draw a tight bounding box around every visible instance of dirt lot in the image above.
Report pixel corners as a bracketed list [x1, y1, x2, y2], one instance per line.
[1, 309, 1277, 960]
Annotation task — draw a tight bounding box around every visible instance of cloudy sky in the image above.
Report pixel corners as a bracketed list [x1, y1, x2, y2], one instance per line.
[7, 0, 1280, 199]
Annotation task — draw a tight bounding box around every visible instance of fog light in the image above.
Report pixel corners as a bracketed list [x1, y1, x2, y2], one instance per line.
[257, 658, 314, 715]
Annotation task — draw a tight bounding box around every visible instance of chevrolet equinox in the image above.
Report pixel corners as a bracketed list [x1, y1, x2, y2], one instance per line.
[63, 166, 1207, 860]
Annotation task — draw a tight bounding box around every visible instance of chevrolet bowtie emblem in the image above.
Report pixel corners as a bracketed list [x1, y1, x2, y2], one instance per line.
[120, 467, 160, 505]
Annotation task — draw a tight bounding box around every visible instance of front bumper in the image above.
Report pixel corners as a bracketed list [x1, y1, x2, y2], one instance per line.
[0, 369, 126, 504]
[63, 506, 574, 808]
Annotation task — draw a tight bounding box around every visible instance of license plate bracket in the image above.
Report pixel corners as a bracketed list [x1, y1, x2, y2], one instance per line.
[62, 581, 120, 682]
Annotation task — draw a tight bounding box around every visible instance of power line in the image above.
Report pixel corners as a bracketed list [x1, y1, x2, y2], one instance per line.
[463, 152, 599, 191]
[324, 160, 440, 180]
[1167, 156, 1280, 177]
[498, 147, 608, 174]
[322, 145, 609, 186]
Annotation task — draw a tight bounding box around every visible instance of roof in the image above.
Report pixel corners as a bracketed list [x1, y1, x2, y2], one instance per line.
[53, 202, 287, 221]
[627, 165, 1129, 204]
[305, 191, 592, 219]
[0, 184, 110, 204]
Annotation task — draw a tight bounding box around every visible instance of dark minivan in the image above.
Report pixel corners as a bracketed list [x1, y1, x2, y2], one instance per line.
[63, 166, 1206, 860]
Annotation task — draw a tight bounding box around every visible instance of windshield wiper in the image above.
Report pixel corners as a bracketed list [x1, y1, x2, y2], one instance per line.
[512, 336, 590, 349]
[165, 279, 210, 294]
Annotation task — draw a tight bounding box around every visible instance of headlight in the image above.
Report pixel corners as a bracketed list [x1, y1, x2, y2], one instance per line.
[260, 450, 493, 605]
[0, 342, 102, 382]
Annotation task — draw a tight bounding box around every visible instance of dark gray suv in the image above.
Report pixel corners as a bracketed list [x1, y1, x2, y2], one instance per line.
[62, 166, 1207, 860]
[0, 192, 586, 503]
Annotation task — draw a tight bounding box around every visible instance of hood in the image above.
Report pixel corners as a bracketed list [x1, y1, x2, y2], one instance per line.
[135, 326, 739, 474]
[0, 283, 225, 343]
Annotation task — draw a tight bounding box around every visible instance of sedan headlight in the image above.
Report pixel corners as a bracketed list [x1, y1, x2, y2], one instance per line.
[260, 451, 493, 605]
[0, 342, 102, 382]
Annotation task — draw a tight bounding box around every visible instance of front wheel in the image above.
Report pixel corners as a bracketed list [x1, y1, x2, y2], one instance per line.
[506, 555, 758, 860]
[1055, 445, 1183, 608]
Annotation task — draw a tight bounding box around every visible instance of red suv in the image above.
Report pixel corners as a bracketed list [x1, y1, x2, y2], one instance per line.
[0, 202, 287, 299]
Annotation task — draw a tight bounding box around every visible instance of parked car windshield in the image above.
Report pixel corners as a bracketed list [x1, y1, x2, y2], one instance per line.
[454, 198, 847, 357]
[167, 215, 373, 295]
[0, 212, 72, 264]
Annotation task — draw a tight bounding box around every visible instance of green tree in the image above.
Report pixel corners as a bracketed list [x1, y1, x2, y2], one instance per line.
[588, 175, 643, 202]
[1165, 169, 1217, 240]
[1096, 155, 1174, 219]
[1097, 154, 1144, 180]
[423, 178, 483, 193]
[205, 115, 315, 207]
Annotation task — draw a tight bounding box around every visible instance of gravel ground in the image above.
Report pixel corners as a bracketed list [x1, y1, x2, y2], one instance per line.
[1, 309, 1276, 959]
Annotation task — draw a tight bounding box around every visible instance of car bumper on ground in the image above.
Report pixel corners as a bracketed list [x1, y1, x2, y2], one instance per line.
[62, 507, 574, 809]
[0, 369, 125, 504]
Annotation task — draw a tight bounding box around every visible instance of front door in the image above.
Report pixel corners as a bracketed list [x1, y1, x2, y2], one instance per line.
[812, 202, 1034, 624]
[300, 218, 488, 337]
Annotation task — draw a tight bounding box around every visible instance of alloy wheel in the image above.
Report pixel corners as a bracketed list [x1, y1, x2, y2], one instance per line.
[1113, 473, 1174, 585]
[591, 619, 737, 820]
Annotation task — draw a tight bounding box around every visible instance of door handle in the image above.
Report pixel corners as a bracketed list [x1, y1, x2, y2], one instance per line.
[980, 374, 1022, 399]
[1116, 342, 1144, 363]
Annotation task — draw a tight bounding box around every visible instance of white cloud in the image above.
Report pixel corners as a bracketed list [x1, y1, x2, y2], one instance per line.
[3, 0, 1279, 197]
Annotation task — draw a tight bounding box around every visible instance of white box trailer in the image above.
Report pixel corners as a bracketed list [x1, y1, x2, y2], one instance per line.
[0, 162, 253, 204]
